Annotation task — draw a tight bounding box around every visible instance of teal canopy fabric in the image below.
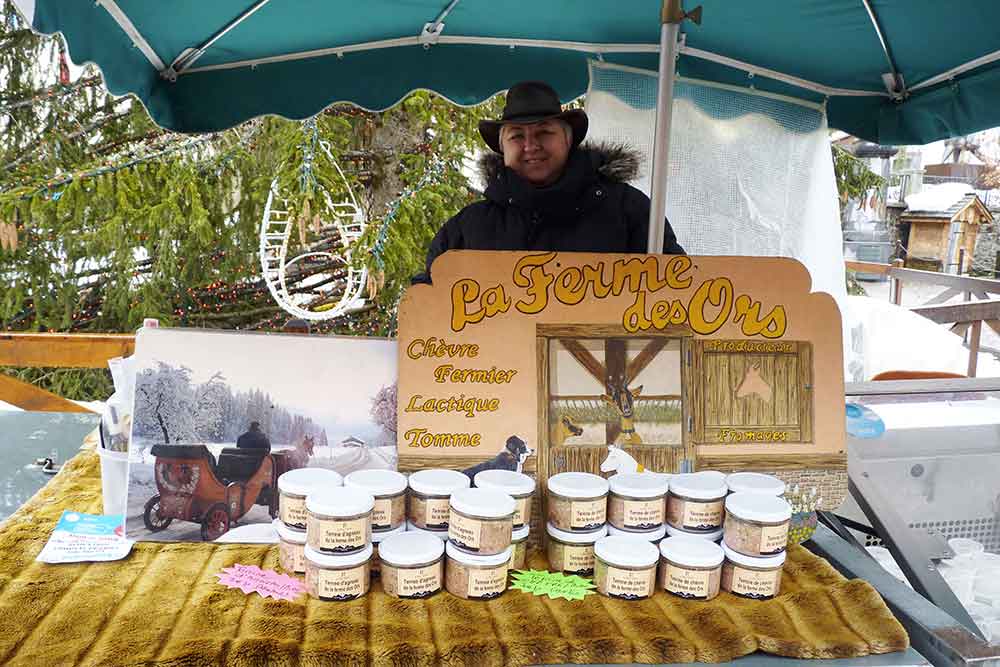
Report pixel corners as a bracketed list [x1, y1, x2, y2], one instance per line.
[17, 0, 1000, 143]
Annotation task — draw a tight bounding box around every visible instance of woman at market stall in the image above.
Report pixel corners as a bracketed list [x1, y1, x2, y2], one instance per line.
[413, 80, 685, 284]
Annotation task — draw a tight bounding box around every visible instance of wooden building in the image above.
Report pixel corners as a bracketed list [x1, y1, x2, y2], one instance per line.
[900, 183, 993, 272]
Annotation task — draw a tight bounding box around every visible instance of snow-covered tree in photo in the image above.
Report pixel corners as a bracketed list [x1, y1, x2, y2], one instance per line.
[194, 371, 227, 442]
[133, 362, 197, 444]
[370, 383, 397, 444]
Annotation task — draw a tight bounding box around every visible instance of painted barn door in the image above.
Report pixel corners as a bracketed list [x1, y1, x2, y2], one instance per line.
[686, 340, 813, 446]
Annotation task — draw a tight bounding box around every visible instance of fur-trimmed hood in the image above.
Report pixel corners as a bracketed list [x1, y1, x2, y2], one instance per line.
[477, 141, 641, 185]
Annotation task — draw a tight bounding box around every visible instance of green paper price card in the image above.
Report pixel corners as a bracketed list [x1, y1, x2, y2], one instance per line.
[510, 569, 596, 601]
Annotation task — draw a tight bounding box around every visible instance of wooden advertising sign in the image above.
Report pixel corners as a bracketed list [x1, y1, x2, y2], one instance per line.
[397, 251, 846, 511]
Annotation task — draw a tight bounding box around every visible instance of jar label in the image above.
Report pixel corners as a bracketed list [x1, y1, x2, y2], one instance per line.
[390, 563, 442, 599]
[310, 564, 368, 601]
[668, 497, 723, 531]
[570, 499, 606, 531]
[514, 496, 531, 528]
[410, 496, 451, 530]
[373, 495, 405, 531]
[662, 563, 714, 599]
[604, 564, 655, 600]
[280, 495, 307, 529]
[448, 510, 482, 550]
[279, 540, 306, 574]
[760, 523, 789, 555]
[612, 498, 666, 530]
[310, 516, 370, 553]
[561, 543, 595, 573]
[722, 563, 782, 599]
[467, 564, 508, 599]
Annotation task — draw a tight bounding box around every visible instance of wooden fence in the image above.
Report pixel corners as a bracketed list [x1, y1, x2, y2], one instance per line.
[0, 333, 134, 412]
[846, 260, 1000, 376]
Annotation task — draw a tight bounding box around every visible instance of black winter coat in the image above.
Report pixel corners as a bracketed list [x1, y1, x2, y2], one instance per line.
[413, 143, 684, 283]
[236, 428, 271, 452]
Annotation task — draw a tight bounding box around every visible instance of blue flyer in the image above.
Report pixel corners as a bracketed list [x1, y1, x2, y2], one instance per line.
[36, 511, 134, 564]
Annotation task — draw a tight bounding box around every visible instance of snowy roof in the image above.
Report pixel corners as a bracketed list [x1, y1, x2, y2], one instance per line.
[903, 182, 982, 218]
[341, 436, 364, 444]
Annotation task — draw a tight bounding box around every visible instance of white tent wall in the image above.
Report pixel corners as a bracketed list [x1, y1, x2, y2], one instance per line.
[585, 59, 847, 305]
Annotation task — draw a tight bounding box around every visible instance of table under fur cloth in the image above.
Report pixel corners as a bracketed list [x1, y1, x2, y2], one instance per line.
[0, 451, 908, 667]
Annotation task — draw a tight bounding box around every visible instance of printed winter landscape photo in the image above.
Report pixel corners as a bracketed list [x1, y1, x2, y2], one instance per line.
[127, 327, 396, 542]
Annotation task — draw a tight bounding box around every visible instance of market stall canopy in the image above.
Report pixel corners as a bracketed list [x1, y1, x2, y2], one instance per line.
[14, 1, 1000, 143]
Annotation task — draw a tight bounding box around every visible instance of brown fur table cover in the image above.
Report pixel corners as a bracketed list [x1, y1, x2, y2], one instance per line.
[0, 451, 908, 666]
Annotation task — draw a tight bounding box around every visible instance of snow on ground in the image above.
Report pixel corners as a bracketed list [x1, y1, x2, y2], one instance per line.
[854, 279, 1000, 378]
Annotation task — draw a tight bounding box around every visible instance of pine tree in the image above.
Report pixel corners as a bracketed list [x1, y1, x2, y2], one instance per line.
[0, 2, 501, 401]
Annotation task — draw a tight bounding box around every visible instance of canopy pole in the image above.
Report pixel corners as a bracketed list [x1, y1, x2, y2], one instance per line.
[647, 1, 700, 253]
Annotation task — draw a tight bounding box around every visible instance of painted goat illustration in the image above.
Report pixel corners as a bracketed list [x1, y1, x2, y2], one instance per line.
[550, 415, 584, 446]
[602, 378, 643, 446]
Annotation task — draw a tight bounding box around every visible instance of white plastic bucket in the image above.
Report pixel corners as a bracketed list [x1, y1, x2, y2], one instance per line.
[97, 447, 129, 516]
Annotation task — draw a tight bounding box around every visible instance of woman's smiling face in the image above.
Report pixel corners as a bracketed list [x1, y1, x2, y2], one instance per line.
[500, 119, 572, 186]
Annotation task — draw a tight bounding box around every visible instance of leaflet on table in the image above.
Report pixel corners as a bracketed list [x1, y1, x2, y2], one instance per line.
[36, 511, 134, 563]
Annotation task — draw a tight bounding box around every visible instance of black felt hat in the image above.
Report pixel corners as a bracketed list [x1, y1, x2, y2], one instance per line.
[478, 81, 588, 154]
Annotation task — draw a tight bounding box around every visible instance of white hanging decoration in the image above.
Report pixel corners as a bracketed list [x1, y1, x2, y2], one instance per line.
[259, 142, 369, 321]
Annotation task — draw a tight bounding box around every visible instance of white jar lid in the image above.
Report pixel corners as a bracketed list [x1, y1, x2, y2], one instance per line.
[405, 521, 448, 540]
[545, 523, 608, 544]
[607, 524, 667, 541]
[722, 540, 787, 569]
[512, 525, 530, 542]
[372, 523, 406, 543]
[408, 468, 471, 496]
[345, 469, 407, 496]
[304, 543, 373, 568]
[273, 518, 306, 544]
[278, 467, 343, 496]
[726, 472, 786, 496]
[450, 487, 516, 518]
[547, 472, 609, 498]
[474, 469, 535, 496]
[668, 472, 727, 500]
[608, 472, 669, 498]
[660, 536, 725, 568]
[306, 487, 375, 517]
[547, 522, 607, 544]
[446, 541, 513, 567]
[725, 492, 792, 523]
[378, 531, 445, 566]
[666, 524, 723, 542]
[594, 535, 659, 568]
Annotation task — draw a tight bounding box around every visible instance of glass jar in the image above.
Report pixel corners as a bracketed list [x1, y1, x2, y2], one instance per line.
[474, 469, 535, 530]
[379, 531, 444, 599]
[407, 469, 470, 530]
[306, 487, 374, 555]
[593, 535, 659, 600]
[547, 472, 609, 532]
[723, 492, 792, 557]
[445, 541, 512, 600]
[345, 469, 407, 532]
[607, 523, 666, 546]
[509, 525, 530, 570]
[406, 520, 448, 541]
[546, 522, 606, 575]
[371, 523, 406, 578]
[608, 472, 668, 531]
[277, 468, 343, 530]
[659, 535, 724, 600]
[666, 472, 727, 533]
[448, 487, 515, 556]
[274, 518, 307, 574]
[725, 472, 786, 496]
[721, 542, 786, 600]
[304, 544, 372, 601]
[665, 524, 723, 543]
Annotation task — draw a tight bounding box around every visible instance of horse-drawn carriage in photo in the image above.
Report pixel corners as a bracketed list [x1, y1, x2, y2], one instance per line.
[143, 445, 293, 540]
